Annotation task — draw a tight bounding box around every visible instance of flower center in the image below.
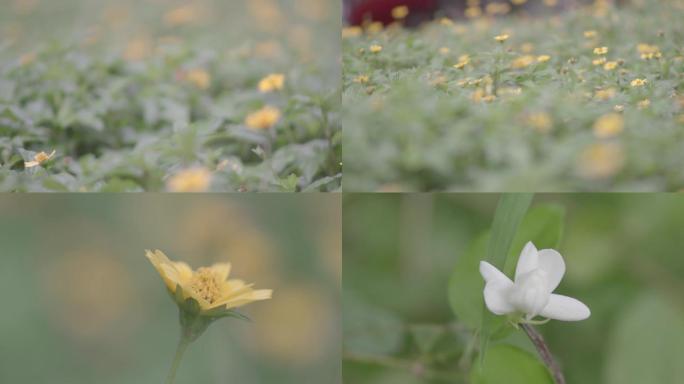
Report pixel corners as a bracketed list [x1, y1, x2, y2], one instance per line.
[510, 269, 551, 319]
[190, 268, 221, 304]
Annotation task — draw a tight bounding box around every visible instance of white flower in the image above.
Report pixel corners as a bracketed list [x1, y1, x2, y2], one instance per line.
[480, 241, 590, 322]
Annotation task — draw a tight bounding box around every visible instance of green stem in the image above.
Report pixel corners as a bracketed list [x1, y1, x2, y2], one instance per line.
[165, 333, 191, 384]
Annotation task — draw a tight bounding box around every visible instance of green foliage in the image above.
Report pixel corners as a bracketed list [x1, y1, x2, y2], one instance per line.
[343, 0, 684, 191]
[604, 292, 684, 384]
[471, 344, 552, 384]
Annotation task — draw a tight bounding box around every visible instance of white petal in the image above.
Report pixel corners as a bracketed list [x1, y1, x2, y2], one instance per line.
[540, 294, 591, 321]
[537, 249, 565, 292]
[480, 261, 513, 285]
[480, 261, 515, 315]
[515, 241, 539, 281]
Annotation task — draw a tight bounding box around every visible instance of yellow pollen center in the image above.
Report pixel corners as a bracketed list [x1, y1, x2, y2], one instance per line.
[190, 268, 221, 304]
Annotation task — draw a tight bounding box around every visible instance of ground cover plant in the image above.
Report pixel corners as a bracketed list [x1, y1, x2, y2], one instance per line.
[343, 0, 684, 191]
[0, 0, 341, 192]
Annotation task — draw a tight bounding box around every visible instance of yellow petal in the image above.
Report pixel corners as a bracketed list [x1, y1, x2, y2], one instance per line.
[210, 262, 231, 281]
[220, 289, 273, 309]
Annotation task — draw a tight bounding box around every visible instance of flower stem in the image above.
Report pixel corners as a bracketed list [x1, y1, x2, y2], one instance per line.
[520, 324, 566, 384]
[165, 333, 191, 384]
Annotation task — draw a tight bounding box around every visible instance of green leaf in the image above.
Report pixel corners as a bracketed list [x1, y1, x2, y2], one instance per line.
[480, 194, 533, 362]
[605, 292, 684, 384]
[448, 233, 489, 329]
[471, 344, 553, 384]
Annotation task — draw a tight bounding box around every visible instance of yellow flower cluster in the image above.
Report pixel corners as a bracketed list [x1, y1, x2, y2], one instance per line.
[258, 73, 285, 93]
[245, 106, 281, 130]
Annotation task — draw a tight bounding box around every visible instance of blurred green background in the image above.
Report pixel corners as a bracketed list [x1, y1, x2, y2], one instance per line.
[0, 0, 340, 81]
[343, 193, 684, 384]
[0, 194, 340, 383]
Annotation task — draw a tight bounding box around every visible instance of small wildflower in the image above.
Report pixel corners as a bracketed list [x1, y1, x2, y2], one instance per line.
[537, 55, 551, 63]
[592, 57, 607, 66]
[391, 5, 409, 20]
[480, 242, 590, 322]
[526, 112, 553, 133]
[614, 104, 625, 112]
[24, 150, 56, 168]
[453, 54, 470, 69]
[584, 30, 598, 39]
[637, 99, 650, 109]
[342, 26, 362, 39]
[186, 69, 211, 90]
[245, 106, 281, 130]
[603, 61, 618, 70]
[167, 167, 212, 192]
[630, 78, 647, 87]
[593, 46, 608, 55]
[369, 44, 383, 53]
[593, 113, 624, 138]
[439, 47, 451, 55]
[257, 73, 285, 93]
[594, 88, 616, 100]
[353, 75, 369, 84]
[464, 6, 482, 19]
[577, 142, 625, 179]
[511, 55, 536, 69]
[494, 33, 510, 43]
[365, 21, 383, 35]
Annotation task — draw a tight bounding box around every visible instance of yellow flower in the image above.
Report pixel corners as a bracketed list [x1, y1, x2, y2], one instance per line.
[537, 55, 551, 63]
[353, 75, 369, 84]
[593, 113, 624, 138]
[594, 88, 616, 100]
[145, 250, 272, 312]
[342, 26, 363, 39]
[511, 55, 536, 69]
[453, 54, 470, 69]
[526, 112, 553, 133]
[592, 57, 607, 66]
[167, 167, 212, 192]
[369, 44, 383, 53]
[391, 5, 409, 19]
[24, 150, 55, 168]
[258, 73, 285, 93]
[603, 61, 618, 70]
[464, 6, 482, 19]
[584, 30, 598, 39]
[439, 47, 451, 55]
[186, 69, 211, 90]
[593, 46, 608, 55]
[630, 78, 647, 87]
[245, 106, 281, 130]
[577, 143, 624, 179]
[637, 99, 650, 109]
[494, 33, 510, 42]
[486, 2, 511, 15]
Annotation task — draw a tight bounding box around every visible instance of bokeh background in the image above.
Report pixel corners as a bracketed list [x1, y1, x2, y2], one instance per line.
[0, 194, 341, 383]
[343, 193, 684, 383]
[1, 0, 340, 81]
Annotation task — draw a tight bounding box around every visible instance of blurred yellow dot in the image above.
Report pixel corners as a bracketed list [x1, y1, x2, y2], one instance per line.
[185, 69, 211, 90]
[369, 44, 383, 53]
[167, 167, 212, 192]
[391, 5, 409, 19]
[245, 106, 281, 130]
[577, 143, 625, 179]
[593, 113, 624, 138]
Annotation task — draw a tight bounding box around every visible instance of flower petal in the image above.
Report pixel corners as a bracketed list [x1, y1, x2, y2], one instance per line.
[480, 261, 515, 315]
[540, 294, 591, 321]
[537, 249, 565, 292]
[210, 262, 231, 281]
[515, 241, 539, 281]
[480, 261, 512, 285]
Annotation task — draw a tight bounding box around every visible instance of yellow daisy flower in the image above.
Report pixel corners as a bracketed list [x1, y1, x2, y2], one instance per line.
[245, 106, 281, 130]
[24, 150, 56, 168]
[494, 34, 510, 43]
[146, 249, 272, 312]
[593, 46, 608, 55]
[258, 73, 285, 93]
[369, 44, 383, 53]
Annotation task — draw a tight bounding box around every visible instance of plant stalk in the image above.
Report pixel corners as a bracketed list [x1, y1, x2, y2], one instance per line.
[521, 324, 565, 384]
[165, 332, 191, 384]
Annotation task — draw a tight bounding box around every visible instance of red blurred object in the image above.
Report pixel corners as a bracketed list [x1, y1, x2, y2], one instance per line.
[347, 0, 439, 26]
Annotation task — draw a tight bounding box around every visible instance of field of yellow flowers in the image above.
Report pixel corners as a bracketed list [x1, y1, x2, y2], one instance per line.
[0, 0, 340, 192]
[343, 0, 684, 192]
